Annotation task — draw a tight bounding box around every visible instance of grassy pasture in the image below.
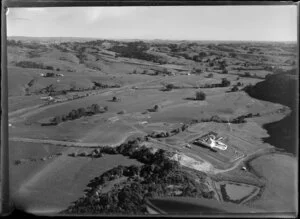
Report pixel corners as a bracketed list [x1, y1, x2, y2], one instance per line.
[248, 153, 297, 212]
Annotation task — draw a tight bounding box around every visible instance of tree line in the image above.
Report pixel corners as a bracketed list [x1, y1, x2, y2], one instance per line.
[45, 104, 108, 125]
[15, 61, 54, 70]
[200, 78, 231, 88]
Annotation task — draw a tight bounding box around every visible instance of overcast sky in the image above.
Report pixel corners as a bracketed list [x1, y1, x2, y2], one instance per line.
[7, 6, 298, 42]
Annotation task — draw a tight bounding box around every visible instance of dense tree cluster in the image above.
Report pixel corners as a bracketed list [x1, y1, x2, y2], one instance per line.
[148, 123, 190, 139]
[236, 72, 265, 79]
[15, 61, 54, 70]
[109, 41, 167, 64]
[162, 83, 178, 91]
[195, 90, 206, 100]
[93, 82, 120, 89]
[8, 40, 48, 51]
[149, 104, 161, 112]
[206, 73, 214, 78]
[229, 85, 239, 92]
[7, 39, 24, 47]
[47, 104, 107, 125]
[63, 143, 214, 215]
[43, 72, 62, 77]
[196, 113, 260, 124]
[221, 78, 231, 87]
[243, 69, 297, 109]
[200, 78, 231, 89]
[244, 69, 297, 154]
[112, 96, 121, 102]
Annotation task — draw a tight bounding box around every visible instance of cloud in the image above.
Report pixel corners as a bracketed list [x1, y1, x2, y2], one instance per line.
[85, 7, 138, 23]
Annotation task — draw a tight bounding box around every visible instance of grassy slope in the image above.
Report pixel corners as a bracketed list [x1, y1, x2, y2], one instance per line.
[248, 153, 297, 213]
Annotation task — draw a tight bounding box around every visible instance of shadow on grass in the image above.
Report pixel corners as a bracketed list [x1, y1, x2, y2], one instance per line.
[147, 108, 157, 112]
[184, 97, 197, 101]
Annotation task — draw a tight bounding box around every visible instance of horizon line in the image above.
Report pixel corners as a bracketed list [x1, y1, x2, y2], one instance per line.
[7, 35, 297, 43]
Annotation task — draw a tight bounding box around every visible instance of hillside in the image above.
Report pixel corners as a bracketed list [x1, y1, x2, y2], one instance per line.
[245, 69, 297, 109]
[245, 70, 298, 154]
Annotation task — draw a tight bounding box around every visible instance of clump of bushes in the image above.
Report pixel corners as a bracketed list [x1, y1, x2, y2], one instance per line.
[78, 151, 89, 157]
[192, 68, 202, 74]
[112, 96, 121, 102]
[206, 73, 214, 78]
[200, 78, 231, 89]
[152, 104, 161, 112]
[69, 152, 78, 157]
[69, 149, 103, 158]
[109, 41, 167, 64]
[222, 68, 228, 74]
[230, 85, 239, 92]
[148, 123, 190, 139]
[164, 83, 176, 91]
[93, 82, 120, 89]
[118, 110, 126, 114]
[221, 78, 231, 87]
[195, 90, 206, 100]
[199, 113, 260, 124]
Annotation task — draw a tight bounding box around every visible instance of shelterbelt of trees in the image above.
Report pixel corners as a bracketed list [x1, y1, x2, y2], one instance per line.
[44, 104, 108, 125]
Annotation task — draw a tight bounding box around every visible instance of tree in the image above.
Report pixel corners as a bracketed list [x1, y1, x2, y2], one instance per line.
[265, 74, 272, 79]
[194, 68, 202, 74]
[195, 90, 206, 100]
[46, 66, 54, 70]
[162, 68, 169, 75]
[206, 73, 214, 78]
[61, 115, 67, 121]
[90, 104, 100, 114]
[118, 110, 126, 114]
[244, 72, 251, 77]
[199, 52, 207, 58]
[229, 52, 237, 58]
[51, 116, 62, 124]
[192, 55, 199, 61]
[70, 82, 77, 91]
[230, 85, 239, 92]
[112, 96, 119, 102]
[69, 109, 79, 119]
[142, 70, 148, 74]
[165, 83, 175, 91]
[210, 115, 222, 122]
[153, 105, 160, 112]
[222, 68, 228, 74]
[221, 78, 231, 87]
[77, 108, 86, 117]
